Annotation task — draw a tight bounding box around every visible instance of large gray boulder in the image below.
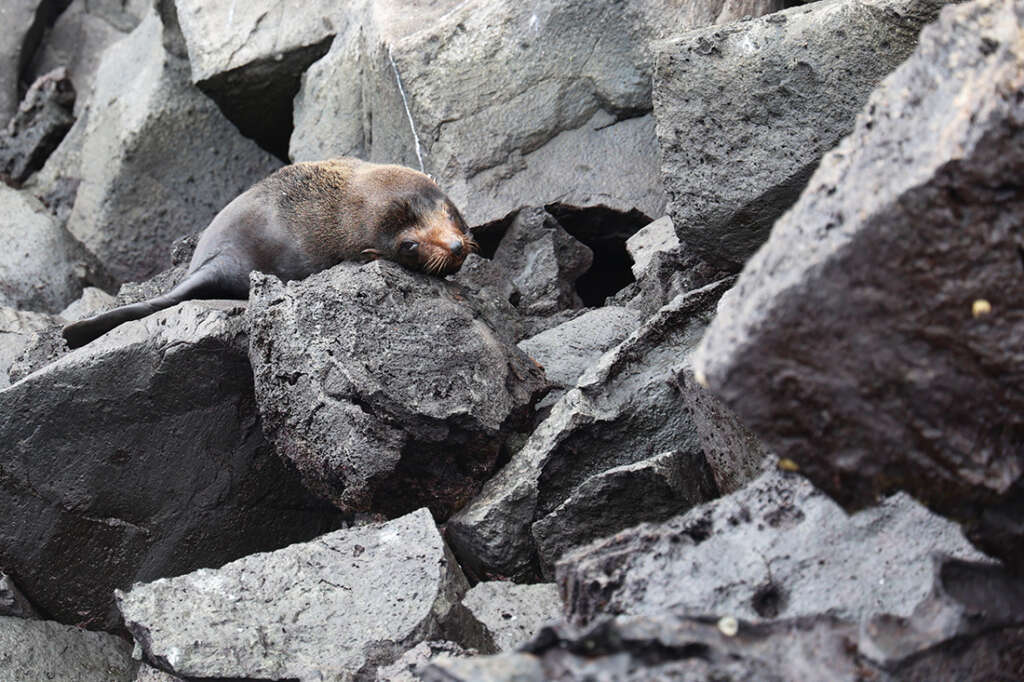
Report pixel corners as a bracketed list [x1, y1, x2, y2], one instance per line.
[66, 9, 281, 282]
[118, 508, 470, 681]
[446, 280, 729, 581]
[291, 0, 783, 226]
[693, 0, 1024, 571]
[655, 0, 950, 269]
[247, 261, 549, 520]
[558, 469, 991, 628]
[0, 300, 338, 630]
[0, 184, 104, 312]
[0, 616, 134, 681]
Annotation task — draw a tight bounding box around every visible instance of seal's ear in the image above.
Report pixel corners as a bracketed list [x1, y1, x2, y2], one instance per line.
[360, 248, 383, 262]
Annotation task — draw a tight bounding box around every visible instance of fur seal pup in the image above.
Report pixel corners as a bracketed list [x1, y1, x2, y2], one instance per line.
[62, 158, 475, 348]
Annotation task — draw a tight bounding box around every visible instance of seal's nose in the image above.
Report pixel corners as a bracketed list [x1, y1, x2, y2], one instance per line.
[448, 239, 463, 255]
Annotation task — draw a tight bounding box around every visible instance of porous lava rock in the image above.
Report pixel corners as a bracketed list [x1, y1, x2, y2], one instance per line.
[0, 615, 134, 681]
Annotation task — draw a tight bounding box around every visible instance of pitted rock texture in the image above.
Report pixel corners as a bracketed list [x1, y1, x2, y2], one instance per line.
[118, 508, 469, 681]
[375, 640, 475, 682]
[0, 615, 134, 681]
[0, 66, 75, 184]
[693, 0, 1024, 571]
[0, 300, 338, 630]
[66, 9, 281, 282]
[247, 261, 549, 520]
[446, 279, 729, 581]
[0, 306, 53, 388]
[558, 469, 991, 628]
[458, 582, 562, 653]
[655, 0, 949, 269]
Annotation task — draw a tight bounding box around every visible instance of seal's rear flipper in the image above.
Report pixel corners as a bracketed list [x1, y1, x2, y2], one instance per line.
[62, 267, 232, 349]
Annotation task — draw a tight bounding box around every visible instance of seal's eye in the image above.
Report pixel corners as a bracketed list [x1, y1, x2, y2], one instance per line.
[399, 240, 418, 254]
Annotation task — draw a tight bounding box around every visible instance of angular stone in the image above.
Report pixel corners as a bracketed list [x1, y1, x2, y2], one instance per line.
[66, 10, 281, 282]
[0, 572, 39, 619]
[693, 0, 1024, 571]
[492, 208, 593, 318]
[655, 0, 950, 269]
[0, 0, 62, 126]
[0, 66, 75, 184]
[0, 616, 134, 681]
[0, 184, 102, 312]
[625, 215, 679, 278]
[0, 306, 53, 388]
[558, 469, 991, 628]
[458, 582, 561, 653]
[59, 286, 117, 322]
[292, 1, 783, 226]
[532, 449, 718, 577]
[518, 306, 642, 405]
[446, 279, 730, 580]
[375, 641, 475, 682]
[0, 300, 338, 630]
[118, 508, 469, 681]
[247, 261, 549, 520]
[611, 246, 732, 317]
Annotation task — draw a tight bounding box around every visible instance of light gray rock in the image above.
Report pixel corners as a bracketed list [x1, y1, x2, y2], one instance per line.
[0, 67, 75, 184]
[66, 9, 281, 282]
[459, 582, 561, 653]
[59, 285, 117, 321]
[655, 0, 951, 269]
[0, 184, 102, 312]
[532, 449, 718, 577]
[446, 279, 730, 581]
[693, 0, 1024, 572]
[0, 0, 59, 126]
[375, 641, 475, 682]
[0, 306, 53, 388]
[0, 615, 134, 681]
[0, 299, 339, 630]
[134, 663, 183, 682]
[118, 508, 469, 681]
[292, 0, 784, 226]
[625, 215, 679, 278]
[247, 261, 549, 519]
[518, 307, 642, 405]
[558, 469, 991, 628]
[611, 246, 732, 318]
[0, 573, 39, 619]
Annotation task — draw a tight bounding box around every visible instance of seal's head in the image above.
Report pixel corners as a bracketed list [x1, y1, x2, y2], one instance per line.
[362, 170, 476, 276]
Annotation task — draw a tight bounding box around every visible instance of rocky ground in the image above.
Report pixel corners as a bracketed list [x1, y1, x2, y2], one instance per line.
[0, 0, 1021, 680]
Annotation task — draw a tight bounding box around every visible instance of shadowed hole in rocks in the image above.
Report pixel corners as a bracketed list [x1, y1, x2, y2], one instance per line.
[752, 582, 786, 618]
[1016, 245, 1024, 274]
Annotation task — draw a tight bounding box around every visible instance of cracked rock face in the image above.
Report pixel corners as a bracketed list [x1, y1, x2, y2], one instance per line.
[655, 0, 950, 269]
[247, 261, 549, 520]
[558, 469, 991, 629]
[0, 300, 339, 630]
[0, 616, 134, 681]
[693, 0, 1024, 571]
[118, 508, 469, 681]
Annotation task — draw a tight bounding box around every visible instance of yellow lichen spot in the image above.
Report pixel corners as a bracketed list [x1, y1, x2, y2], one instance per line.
[972, 299, 992, 318]
[695, 368, 709, 388]
[778, 458, 800, 472]
[718, 616, 739, 637]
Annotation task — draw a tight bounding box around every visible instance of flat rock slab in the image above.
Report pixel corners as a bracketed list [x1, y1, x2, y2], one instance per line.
[459, 582, 562, 653]
[0, 300, 338, 630]
[118, 508, 469, 681]
[655, 0, 949, 269]
[693, 0, 1024, 570]
[558, 469, 990, 628]
[0, 616, 134, 681]
[247, 261, 548, 520]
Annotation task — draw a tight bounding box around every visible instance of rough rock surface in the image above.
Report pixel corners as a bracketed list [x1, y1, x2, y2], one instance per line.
[625, 215, 679, 278]
[376, 640, 475, 682]
[0, 184, 104, 312]
[446, 279, 729, 581]
[118, 508, 469, 681]
[134, 663, 184, 681]
[66, 9, 281, 282]
[0, 615, 134, 681]
[247, 261, 549, 519]
[558, 469, 991, 628]
[532, 449, 718, 577]
[0, 66, 75, 184]
[0, 306, 53, 388]
[518, 306, 642, 405]
[655, 0, 950, 269]
[693, 0, 1024, 570]
[291, 0, 784, 226]
[0, 572, 39, 619]
[458, 582, 562, 653]
[0, 0, 59, 126]
[491, 207, 593, 318]
[0, 300, 339, 630]
[611, 246, 731, 317]
[59, 285, 117, 322]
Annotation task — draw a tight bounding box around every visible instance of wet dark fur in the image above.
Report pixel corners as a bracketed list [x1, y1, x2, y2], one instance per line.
[62, 158, 473, 348]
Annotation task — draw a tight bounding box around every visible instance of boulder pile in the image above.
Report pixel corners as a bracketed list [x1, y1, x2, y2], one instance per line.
[1, 0, 1021, 679]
